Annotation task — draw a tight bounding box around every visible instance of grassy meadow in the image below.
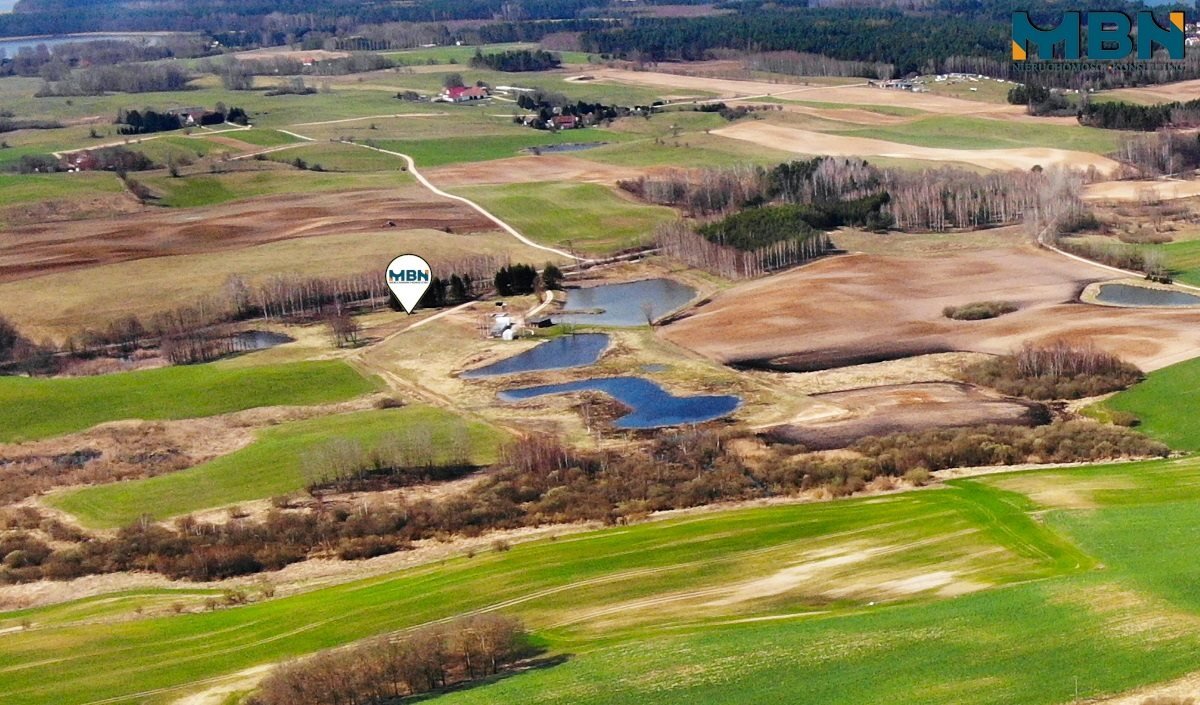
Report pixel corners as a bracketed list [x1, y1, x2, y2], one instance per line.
[456, 182, 679, 253]
[0, 360, 375, 442]
[831, 115, 1121, 154]
[1097, 356, 1200, 451]
[50, 405, 507, 527]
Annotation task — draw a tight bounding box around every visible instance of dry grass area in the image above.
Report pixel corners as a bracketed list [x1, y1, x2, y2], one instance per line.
[662, 242, 1200, 372]
[582, 68, 1026, 116]
[0, 228, 539, 341]
[427, 154, 653, 186]
[712, 121, 1120, 174]
[987, 472, 1135, 510]
[1102, 77, 1200, 105]
[765, 382, 1045, 449]
[0, 187, 493, 284]
[1085, 179, 1200, 202]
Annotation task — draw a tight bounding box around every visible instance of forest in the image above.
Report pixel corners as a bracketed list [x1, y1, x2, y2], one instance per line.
[624, 158, 1064, 232]
[1079, 98, 1200, 131]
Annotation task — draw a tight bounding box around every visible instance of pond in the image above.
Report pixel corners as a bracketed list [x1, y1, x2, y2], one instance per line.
[499, 376, 740, 429]
[523, 142, 607, 154]
[1094, 283, 1200, 307]
[558, 278, 697, 327]
[230, 330, 293, 352]
[462, 333, 610, 378]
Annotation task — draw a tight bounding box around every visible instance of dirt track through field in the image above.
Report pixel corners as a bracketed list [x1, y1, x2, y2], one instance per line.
[712, 122, 1120, 174]
[663, 243, 1200, 372]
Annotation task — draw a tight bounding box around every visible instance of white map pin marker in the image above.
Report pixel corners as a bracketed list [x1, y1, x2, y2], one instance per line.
[385, 254, 433, 314]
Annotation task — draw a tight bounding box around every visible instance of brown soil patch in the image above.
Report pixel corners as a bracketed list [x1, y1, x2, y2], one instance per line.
[713, 121, 1120, 174]
[662, 243, 1200, 372]
[0, 187, 494, 283]
[0, 191, 145, 228]
[763, 382, 1046, 449]
[427, 154, 652, 186]
[232, 48, 350, 62]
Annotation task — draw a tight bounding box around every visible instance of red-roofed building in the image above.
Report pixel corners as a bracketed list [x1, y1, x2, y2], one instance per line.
[440, 86, 490, 102]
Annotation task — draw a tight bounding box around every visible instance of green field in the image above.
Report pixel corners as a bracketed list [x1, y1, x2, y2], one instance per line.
[263, 141, 409, 171]
[371, 131, 633, 167]
[215, 128, 303, 148]
[141, 166, 412, 207]
[11, 457, 1200, 704]
[50, 405, 506, 527]
[0, 172, 125, 219]
[457, 181, 678, 253]
[1097, 356, 1200, 451]
[0, 360, 376, 442]
[832, 115, 1121, 154]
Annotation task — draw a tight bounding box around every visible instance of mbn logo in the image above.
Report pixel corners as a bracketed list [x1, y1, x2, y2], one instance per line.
[1012, 11, 1185, 61]
[388, 269, 430, 283]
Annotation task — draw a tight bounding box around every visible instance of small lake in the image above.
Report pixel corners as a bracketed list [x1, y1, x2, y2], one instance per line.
[0, 33, 167, 55]
[499, 376, 740, 429]
[1094, 283, 1200, 307]
[559, 278, 697, 327]
[462, 333, 610, 378]
[230, 330, 293, 352]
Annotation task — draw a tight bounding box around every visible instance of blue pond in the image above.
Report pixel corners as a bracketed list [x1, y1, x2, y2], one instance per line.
[559, 278, 697, 327]
[499, 376, 740, 429]
[1095, 283, 1200, 307]
[462, 333, 610, 378]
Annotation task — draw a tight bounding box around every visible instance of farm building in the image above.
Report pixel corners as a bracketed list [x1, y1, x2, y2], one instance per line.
[439, 86, 490, 103]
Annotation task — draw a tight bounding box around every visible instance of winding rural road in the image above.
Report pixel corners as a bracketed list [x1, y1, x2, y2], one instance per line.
[338, 140, 589, 262]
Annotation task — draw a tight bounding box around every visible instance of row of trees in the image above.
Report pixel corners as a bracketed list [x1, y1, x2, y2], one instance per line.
[0, 36, 212, 78]
[469, 48, 560, 72]
[493, 263, 559, 296]
[115, 104, 248, 135]
[1078, 99, 1200, 131]
[745, 50, 892, 80]
[35, 62, 192, 96]
[0, 255, 506, 374]
[250, 615, 528, 705]
[657, 220, 831, 279]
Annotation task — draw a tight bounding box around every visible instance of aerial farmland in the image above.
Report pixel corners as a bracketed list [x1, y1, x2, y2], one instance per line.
[3, 2, 1200, 704]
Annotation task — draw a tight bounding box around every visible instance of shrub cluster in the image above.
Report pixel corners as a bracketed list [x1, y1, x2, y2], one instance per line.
[961, 341, 1143, 400]
[942, 301, 1017, 320]
[0, 419, 1166, 585]
[250, 615, 528, 705]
